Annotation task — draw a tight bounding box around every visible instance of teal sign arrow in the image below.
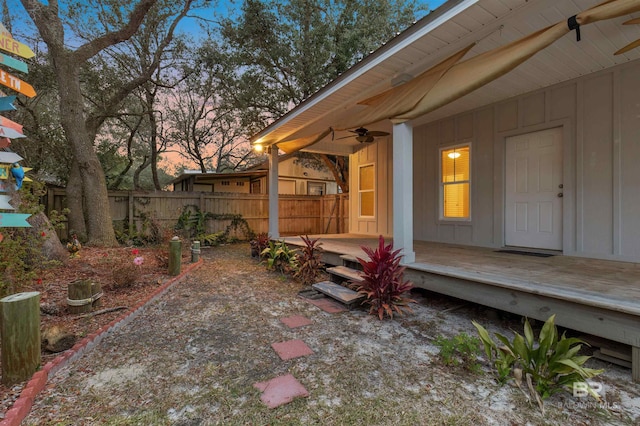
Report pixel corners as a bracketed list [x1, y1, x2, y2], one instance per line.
[0, 52, 27, 74]
[0, 96, 16, 111]
[0, 212, 31, 227]
[0, 194, 13, 210]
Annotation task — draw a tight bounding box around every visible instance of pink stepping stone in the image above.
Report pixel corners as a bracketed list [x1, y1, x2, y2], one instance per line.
[254, 374, 309, 408]
[271, 339, 314, 361]
[306, 297, 347, 313]
[280, 315, 313, 329]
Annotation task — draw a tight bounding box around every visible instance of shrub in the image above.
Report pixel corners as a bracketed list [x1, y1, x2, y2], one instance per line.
[107, 249, 144, 290]
[434, 333, 483, 373]
[111, 263, 139, 289]
[261, 240, 298, 274]
[473, 315, 604, 408]
[175, 206, 254, 245]
[0, 182, 61, 296]
[250, 232, 270, 258]
[356, 235, 415, 320]
[294, 235, 324, 286]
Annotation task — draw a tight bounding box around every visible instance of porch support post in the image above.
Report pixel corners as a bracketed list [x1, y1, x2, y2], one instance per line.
[392, 122, 415, 264]
[268, 145, 280, 239]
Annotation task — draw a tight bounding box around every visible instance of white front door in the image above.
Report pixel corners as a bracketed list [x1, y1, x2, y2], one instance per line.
[505, 127, 563, 250]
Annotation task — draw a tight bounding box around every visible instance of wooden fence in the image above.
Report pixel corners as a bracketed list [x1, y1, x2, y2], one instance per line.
[44, 188, 349, 240]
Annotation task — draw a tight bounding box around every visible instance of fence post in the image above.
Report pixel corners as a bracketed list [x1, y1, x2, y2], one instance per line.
[191, 240, 200, 263]
[169, 236, 182, 276]
[1, 292, 41, 386]
[128, 191, 134, 235]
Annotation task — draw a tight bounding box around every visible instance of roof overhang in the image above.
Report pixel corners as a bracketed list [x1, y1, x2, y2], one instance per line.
[251, 0, 640, 155]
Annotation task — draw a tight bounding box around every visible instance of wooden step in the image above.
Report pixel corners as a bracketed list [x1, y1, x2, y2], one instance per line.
[312, 281, 365, 307]
[340, 254, 362, 270]
[326, 265, 364, 285]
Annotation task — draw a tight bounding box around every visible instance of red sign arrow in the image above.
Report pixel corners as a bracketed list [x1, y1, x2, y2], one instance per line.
[0, 115, 22, 133]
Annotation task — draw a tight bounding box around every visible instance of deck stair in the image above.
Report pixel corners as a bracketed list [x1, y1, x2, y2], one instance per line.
[339, 254, 362, 271]
[311, 281, 364, 308]
[326, 265, 364, 286]
[319, 265, 366, 307]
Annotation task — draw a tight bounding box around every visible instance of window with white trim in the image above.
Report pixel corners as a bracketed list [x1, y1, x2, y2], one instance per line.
[359, 163, 375, 217]
[440, 144, 470, 220]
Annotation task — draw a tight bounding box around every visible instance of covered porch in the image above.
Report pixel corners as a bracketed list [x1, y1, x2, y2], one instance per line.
[283, 234, 640, 380]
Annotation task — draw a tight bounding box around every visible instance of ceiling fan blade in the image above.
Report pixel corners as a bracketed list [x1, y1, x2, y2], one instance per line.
[357, 135, 375, 143]
[366, 131, 390, 137]
[615, 38, 640, 55]
[335, 135, 356, 140]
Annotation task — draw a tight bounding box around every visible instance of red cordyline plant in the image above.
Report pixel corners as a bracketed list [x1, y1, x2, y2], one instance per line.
[356, 235, 415, 320]
[294, 235, 324, 286]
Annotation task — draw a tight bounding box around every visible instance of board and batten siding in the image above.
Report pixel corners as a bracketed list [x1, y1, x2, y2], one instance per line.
[419, 59, 640, 262]
[349, 137, 393, 237]
[350, 59, 640, 262]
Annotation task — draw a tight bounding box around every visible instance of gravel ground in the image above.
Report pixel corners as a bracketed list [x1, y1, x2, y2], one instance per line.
[22, 243, 640, 425]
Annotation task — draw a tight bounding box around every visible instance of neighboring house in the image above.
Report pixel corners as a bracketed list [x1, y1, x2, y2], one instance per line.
[252, 0, 640, 264]
[171, 153, 339, 195]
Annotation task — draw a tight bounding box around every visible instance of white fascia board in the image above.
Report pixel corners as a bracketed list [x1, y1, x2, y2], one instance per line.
[252, 0, 479, 144]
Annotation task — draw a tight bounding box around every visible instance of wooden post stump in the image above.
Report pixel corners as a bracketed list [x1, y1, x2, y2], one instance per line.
[169, 237, 182, 276]
[1, 291, 41, 386]
[67, 280, 102, 314]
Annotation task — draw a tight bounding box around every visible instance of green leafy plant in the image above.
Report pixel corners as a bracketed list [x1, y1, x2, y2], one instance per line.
[356, 235, 415, 320]
[473, 315, 604, 408]
[294, 235, 324, 286]
[434, 333, 483, 373]
[175, 206, 254, 246]
[250, 232, 270, 258]
[0, 182, 61, 296]
[261, 240, 298, 274]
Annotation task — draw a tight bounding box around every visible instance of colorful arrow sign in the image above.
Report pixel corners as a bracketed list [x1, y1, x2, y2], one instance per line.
[0, 35, 34, 59]
[0, 24, 11, 38]
[0, 164, 32, 181]
[0, 53, 27, 74]
[0, 69, 35, 97]
[0, 212, 31, 227]
[0, 194, 13, 210]
[0, 96, 16, 111]
[0, 126, 23, 139]
[0, 152, 22, 163]
[0, 115, 22, 133]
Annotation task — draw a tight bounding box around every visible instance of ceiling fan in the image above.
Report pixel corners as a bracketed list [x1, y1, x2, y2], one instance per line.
[335, 127, 390, 143]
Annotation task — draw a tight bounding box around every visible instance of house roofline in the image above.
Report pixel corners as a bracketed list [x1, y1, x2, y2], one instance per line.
[250, 0, 474, 145]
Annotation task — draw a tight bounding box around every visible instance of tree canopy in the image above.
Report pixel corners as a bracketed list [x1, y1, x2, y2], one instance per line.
[4, 0, 428, 245]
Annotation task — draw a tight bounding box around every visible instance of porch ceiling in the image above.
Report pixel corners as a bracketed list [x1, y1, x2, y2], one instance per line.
[252, 0, 640, 155]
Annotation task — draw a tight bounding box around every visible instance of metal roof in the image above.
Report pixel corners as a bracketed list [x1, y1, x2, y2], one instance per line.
[251, 0, 640, 155]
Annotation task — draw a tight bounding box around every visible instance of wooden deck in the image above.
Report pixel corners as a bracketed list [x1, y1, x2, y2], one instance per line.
[283, 234, 640, 380]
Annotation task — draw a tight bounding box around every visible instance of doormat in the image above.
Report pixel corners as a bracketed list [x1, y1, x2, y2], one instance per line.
[496, 249, 555, 258]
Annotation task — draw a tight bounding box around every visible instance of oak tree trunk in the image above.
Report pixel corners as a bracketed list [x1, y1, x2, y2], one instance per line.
[66, 159, 87, 239]
[55, 62, 117, 246]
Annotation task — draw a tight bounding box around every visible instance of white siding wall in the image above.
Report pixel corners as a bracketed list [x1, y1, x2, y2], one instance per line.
[349, 59, 640, 262]
[349, 138, 393, 236]
[411, 59, 640, 262]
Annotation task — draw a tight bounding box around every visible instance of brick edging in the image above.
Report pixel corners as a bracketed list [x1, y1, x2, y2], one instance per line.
[0, 259, 204, 426]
